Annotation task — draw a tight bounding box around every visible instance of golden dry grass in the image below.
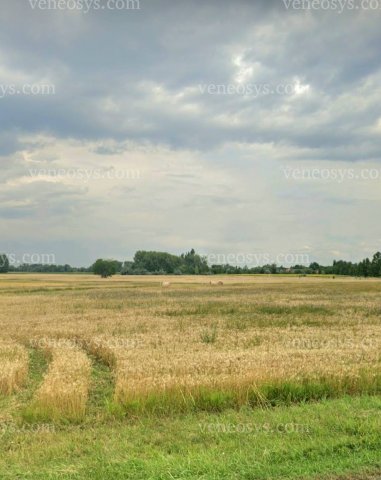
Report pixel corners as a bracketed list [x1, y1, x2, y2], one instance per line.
[32, 344, 91, 420]
[0, 342, 28, 395]
[86, 323, 381, 405]
[0, 274, 380, 413]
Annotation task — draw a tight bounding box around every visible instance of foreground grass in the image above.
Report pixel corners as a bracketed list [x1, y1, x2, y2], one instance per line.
[0, 395, 380, 479]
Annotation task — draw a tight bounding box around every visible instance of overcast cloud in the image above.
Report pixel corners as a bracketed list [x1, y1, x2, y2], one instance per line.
[1, 0, 381, 266]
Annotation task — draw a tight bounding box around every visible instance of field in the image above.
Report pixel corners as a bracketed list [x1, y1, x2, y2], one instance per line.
[0, 274, 380, 479]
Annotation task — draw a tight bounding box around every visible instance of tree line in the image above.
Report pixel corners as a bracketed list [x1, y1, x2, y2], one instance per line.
[1, 250, 381, 278]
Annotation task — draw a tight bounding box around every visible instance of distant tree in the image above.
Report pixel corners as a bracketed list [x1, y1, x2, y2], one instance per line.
[358, 258, 371, 277]
[180, 249, 209, 274]
[0, 254, 9, 273]
[134, 251, 181, 274]
[210, 264, 226, 274]
[371, 252, 381, 277]
[309, 262, 320, 273]
[92, 259, 118, 278]
[121, 261, 135, 275]
[270, 263, 277, 274]
[116, 249, 381, 278]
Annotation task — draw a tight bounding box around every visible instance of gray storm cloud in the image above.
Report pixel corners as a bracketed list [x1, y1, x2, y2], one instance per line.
[1, 0, 380, 265]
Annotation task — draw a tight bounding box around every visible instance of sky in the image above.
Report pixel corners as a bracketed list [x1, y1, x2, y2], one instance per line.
[1, 0, 381, 267]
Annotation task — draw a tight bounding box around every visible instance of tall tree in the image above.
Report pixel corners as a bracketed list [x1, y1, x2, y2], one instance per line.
[92, 259, 118, 278]
[0, 254, 9, 273]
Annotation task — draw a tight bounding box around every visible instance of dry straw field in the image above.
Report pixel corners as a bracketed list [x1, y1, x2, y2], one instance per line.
[0, 341, 28, 395]
[0, 273, 380, 420]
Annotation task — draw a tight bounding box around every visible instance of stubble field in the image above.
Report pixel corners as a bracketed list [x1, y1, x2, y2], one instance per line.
[0, 274, 380, 479]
